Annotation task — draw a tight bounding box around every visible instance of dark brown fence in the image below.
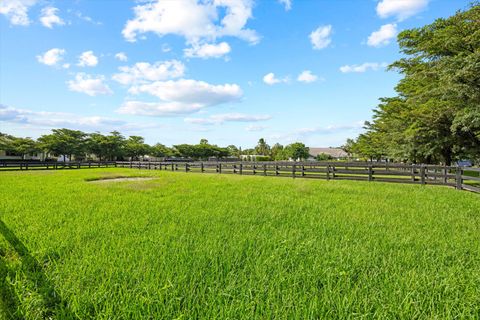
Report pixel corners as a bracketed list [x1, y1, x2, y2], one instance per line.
[0, 161, 116, 171]
[116, 161, 480, 194]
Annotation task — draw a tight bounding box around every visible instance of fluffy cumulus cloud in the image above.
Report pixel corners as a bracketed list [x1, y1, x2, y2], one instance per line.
[297, 70, 318, 83]
[310, 25, 332, 50]
[339, 62, 388, 73]
[112, 60, 185, 85]
[0, 0, 37, 26]
[115, 52, 128, 62]
[67, 73, 113, 96]
[118, 79, 243, 116]
[122, 0, 259, 46]
[263, 72, 288, 85]
[367, 23, 397, 47]
[278, 0, 292, 11]
[39, 6, 64, 28]
[184, 42, 231, 59]
[376, 0, 429, 21]
[184, 113, 271, 125]
[0, 104, 154, 132]
[77, 51, 99, 67]
[36, 48, 66, 66]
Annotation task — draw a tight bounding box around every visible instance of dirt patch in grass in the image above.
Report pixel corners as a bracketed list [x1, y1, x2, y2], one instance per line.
[86, 177, 156, 183]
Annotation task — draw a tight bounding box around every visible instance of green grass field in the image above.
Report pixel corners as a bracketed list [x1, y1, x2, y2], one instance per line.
[0, 169, 479, 319]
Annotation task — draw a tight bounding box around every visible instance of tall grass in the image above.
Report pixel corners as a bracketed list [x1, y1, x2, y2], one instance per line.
[0, 169, 479, 319]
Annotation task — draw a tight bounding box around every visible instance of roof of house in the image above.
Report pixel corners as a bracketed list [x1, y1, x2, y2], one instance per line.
[309, 147, 348, 158]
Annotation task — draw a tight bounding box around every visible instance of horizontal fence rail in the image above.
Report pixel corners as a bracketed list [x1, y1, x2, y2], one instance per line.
[115, 161, 480, 194]
[0, 161, 116, 171]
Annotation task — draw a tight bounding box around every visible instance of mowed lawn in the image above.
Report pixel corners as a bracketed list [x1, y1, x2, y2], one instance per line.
[0, 169, 479, 319]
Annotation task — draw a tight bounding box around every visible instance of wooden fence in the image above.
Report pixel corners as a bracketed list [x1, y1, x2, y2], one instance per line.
[0, 161, 116, 171]
[116, 161, 480, 194]
[1, 160, 478, 193]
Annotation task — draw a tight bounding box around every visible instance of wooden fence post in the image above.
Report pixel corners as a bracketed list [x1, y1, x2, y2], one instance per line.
[201, 162, 204, 173]
[420, 165, 426, 185]
[264, 164, 267, 176]
[253, 164, 256, 175]
[327, 165, 330, 180]
[292, 164, 296, 178]
[218, 163, 222, 174]
[368, 165, 373, 181]
[240, 163, 243, 175]
[301, 165, 305, 177]
[332, 166, 336, 180]
[456, 166, 463, 190]
[275, 165, 279, 176]
[233, 164, 237, 174]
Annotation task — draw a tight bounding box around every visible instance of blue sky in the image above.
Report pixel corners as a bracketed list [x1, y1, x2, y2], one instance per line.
[0, 0, 471, 148]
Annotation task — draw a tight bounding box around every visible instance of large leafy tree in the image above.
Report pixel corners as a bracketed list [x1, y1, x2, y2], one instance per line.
[10, 137, 38, 160]
[255, 138, 270, 155]
[351, 3, 480, 165]
[284, 142, 310, 161]
[124, 136, 151, 160]
[38, 129, 87, 162]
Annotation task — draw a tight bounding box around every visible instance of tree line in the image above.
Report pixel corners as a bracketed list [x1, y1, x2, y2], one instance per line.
[348, 3, 480, 165]
[0, 129, 311, 162]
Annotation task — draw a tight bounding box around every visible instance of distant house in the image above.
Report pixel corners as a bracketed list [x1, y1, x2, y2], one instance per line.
[0, 150, 45, 161]
[308, 147, 348, 161]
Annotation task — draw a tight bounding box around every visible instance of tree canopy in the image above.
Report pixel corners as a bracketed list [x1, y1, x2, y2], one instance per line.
[350, 3, 480, 165]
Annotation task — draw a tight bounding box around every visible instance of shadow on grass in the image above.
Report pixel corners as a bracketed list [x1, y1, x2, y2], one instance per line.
[0, 220, 76, 319]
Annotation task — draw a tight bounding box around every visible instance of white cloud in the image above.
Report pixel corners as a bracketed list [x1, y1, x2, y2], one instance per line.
[185, 113, 271, 125]
[36, 48, 66, 66]
[263, 72, 288, 85]
[297, 70, 318, 83]
[367, 23, 397, 47]
[118, 101, 206, 117]
[75, 11, 102, 25]
[39, 6, 64, 28]
[115, 52, 128, 62]
[278, 0, 292, 11]
[0, 0, 36, 26]
[377, 0, 429, 21]
[112, 60, 185, 85]
[0, 104, 154, 132]
[118, 79, 243, 116]
[67, 73, 113, 96]
[245, 124, 267, 132]
[310, 25, 332, 50]
[184, 42, 231, 59]
[122, 0, 259, 45]
[339, 62, 388, 73]
[77, 51, 99, 67]
[128, 79, 242, 104]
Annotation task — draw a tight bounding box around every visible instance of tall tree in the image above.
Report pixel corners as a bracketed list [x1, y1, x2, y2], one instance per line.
[10, 137, 38, 160]
[255, 138, 270, 155]
[351, 3, 480, 165]
[124, 136, 150, 160]
[38, 129, 87, 162]
[284, 142, 310, 161]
